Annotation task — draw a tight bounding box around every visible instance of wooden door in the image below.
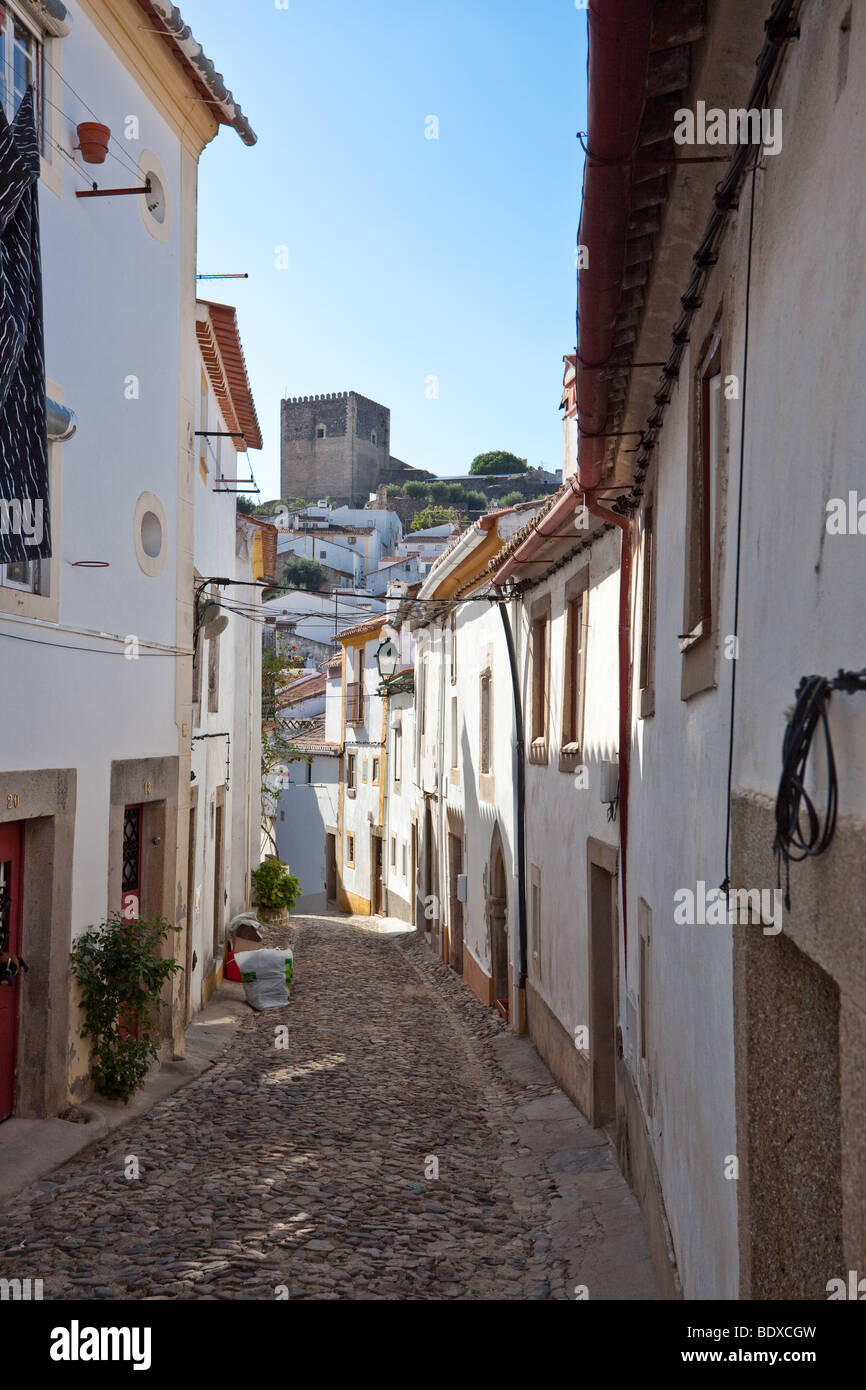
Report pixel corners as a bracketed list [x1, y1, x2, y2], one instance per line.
[372, 835, 383, 914]
[589, 863, 617, 1126]
[213, 794, 225, 956]
[0, 822, 24, 1122]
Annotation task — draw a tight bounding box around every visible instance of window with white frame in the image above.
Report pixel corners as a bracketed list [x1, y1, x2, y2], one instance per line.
[0, 5, 43, 147]
[393, 720, 402, 785]
[0, 552, 45, 594]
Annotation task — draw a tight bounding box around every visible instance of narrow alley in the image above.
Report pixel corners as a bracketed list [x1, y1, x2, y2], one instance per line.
[0, 914, 656, 1301]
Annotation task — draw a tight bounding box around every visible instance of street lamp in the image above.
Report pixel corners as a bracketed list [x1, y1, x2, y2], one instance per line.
[375, 637, 399, 682]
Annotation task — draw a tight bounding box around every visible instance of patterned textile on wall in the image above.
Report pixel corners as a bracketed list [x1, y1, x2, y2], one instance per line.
[0, 87, 50, 562]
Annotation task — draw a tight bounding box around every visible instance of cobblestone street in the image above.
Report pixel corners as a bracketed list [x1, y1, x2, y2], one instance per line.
[0, 913, 657, 1300]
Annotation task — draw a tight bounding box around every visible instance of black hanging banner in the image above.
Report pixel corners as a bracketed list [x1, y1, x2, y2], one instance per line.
[0, 86, 51, 563]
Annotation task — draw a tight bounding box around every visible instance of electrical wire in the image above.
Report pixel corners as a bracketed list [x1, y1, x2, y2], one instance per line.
[722, 160, 758, 892]
[0, 627, 189, 656]
[773, 667, 866, 907]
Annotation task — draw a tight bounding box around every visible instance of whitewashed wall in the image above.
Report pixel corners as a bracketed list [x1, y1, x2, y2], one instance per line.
[1, 10, 186, 944]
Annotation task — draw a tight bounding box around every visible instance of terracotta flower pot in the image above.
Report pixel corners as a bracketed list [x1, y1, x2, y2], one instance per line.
[76, 122, 111, 165]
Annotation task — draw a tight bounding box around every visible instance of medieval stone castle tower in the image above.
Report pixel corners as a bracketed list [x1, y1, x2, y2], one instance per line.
[281, 390, 420, 508]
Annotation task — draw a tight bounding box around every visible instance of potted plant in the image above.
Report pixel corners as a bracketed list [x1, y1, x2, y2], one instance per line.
[76, 121, 111, 164]
[69, 915, 181, 1103]
[251, 858, 302, 926]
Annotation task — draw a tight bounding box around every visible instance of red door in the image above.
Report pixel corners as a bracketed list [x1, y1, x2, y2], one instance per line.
[0, 822, 24, 1122]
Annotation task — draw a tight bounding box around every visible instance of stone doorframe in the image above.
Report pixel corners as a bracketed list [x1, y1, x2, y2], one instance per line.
[108, 756, 180, 1049]
[0, 767, 76, 1117]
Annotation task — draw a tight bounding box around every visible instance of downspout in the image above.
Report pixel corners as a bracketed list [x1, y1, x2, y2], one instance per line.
[498, 601, 528, 1002]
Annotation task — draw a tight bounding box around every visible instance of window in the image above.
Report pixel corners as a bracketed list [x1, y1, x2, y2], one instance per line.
[347, 536, 357, 545]
[561, 575, 588, 762]
[530, 606, 549, 751]
[372, 757, 380, 782]
[638, 498, 656, 716]
[449, 611, 457, 684]
[0, 555, 43, 593]
[207, 585, 221, 713]
[401, 841, 407, 878]
[682, 323, 722, 699]
[450, 696, 458, 770]
[391, 836, 396, 868]
[419, 657, 427, 735]
[371, 430, 377, 446]
[0, 7, 42, 146]
[393, 722, 402, 784]
[480, 671, 492, 774]
[346, 832, 355, 865]
[684, 326, 721, 644]
[346, 752, 357, 794]
[316, 425, 326, 439]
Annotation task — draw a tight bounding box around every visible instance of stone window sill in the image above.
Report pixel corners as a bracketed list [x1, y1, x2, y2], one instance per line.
[558, 743, 583, 773]
[639, 686, 655, 719]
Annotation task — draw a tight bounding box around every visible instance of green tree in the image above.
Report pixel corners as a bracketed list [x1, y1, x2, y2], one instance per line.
[402, 479, 430, 499]
[410, 505, 458, 531]
[462, 490, 490, 511]
[444, 482, 467, 504]
[498, 490, 525, 507]
[386, 483, 404, 498]
[429, 480, 453, 503]
[282, 556, 326, 591]
[236, 495, 256, 515]
[469, 450, 528, 476]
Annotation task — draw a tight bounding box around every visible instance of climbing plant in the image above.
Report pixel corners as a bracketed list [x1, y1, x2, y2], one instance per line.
[70, 916, 182, 1103]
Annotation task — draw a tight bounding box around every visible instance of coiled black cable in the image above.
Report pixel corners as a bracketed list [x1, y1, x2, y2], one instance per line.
[774, 668, 866, 906]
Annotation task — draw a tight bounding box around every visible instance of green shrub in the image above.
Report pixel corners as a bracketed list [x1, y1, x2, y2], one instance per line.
[70, 916, 182, 1103]
[498, 490, 524, 507]
[462, 490, 489, 511]
[444, 482, 466, 504]
[402, 480, 430, 499]
[428, 480, 452, 503]
[251, 858, 302, 911]
[410, 504, 458, 531]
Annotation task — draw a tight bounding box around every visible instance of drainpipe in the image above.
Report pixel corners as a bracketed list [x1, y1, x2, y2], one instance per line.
[45, 396, 77, 442]
[498, 600, 528, 1002]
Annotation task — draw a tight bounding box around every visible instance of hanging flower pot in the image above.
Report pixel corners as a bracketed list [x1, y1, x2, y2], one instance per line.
[76, 122, 111, 165]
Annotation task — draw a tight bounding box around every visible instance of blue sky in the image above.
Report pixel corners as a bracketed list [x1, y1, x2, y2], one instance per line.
[182, 0, 587, 499]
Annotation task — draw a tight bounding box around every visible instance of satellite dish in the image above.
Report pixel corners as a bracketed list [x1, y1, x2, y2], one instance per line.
[203, 614, 229, 638]
[198, 600, 221, 627]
